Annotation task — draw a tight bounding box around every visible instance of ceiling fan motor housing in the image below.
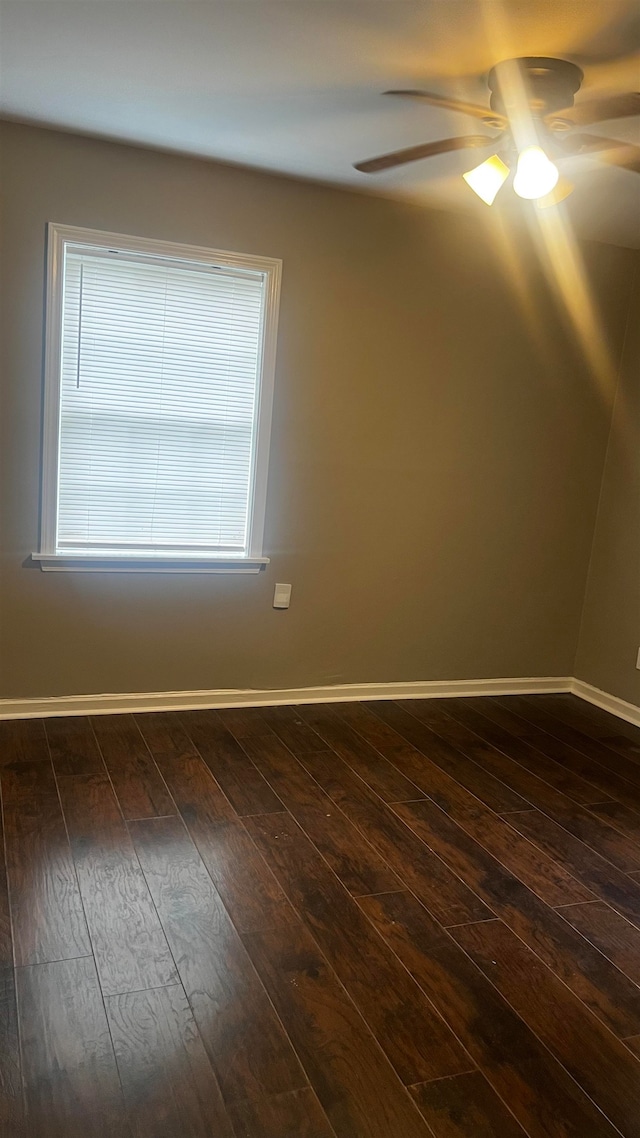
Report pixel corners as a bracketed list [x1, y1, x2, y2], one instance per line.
[488, 57, 584, 118]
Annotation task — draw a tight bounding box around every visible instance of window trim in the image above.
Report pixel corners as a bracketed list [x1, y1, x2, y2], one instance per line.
[36, 223, 282, 573]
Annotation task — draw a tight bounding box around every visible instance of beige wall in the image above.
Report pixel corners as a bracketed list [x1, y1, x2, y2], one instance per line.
[0, 121, 635, 700]
[574, 255, 640, 705]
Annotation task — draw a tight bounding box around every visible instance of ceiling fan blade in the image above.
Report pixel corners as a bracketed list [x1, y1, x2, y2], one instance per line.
[562, 132, 640, 172]
[548, 91, 640, 126]
[593, 143, 640, 173]
[561, 131, 625, 154]
[384, 90, 507, 127]
[354, 135, 493, 174]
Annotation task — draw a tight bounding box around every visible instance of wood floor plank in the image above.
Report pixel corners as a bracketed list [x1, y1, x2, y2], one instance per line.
[423, 796, 593, 907]
[0, 718, 49, 765]
[227, 1087, 337, 1138]
[494, 691, 640, 819]
[216, 706, 276, 739]
[0, 968, 22, 1137]
[431, 699, 640, 872]
[240, 734, 401, 896]
[141, 717, 291, 931]
[625, 1035, 640, 1059]
[55, 768, 177, 996]
[18, 956, 127, 1138]
[180, 710, 284, 815]
[507, 807, 640, 930]
[494, 692, 640, 822]
[359, 890, 618, 1138]
[242, 921, 432, 1138]
[106, 983, 235, 1138]
[135, 710, 213, 763]
[513, 695, 640, 803]
[338, 704, 591, 906]
[541, 694, 640, 760]
[54, 761, 122, 834]
[191, 818, 296, 934]
[129, 816, 305, 1103]
[559, 900, 640, 986]
[494, 695, 640, 799]
[246, 812, 472, 1085]
[299, 749, 493, 926]
[466, 696, 640, 837]
[530, 714, 640, 796]
[452, 917, 640, 1138]
[2, 759, 91, 965]
[136, 712, 236, 823]
[260, 704, 327, 754]
[560, 692, 640, 738]
[0, 795, 12, 968]
[573, 698, 640, 751]
[366, 701, 528, 813]
[587, 798, 640, 844]
[410, 1071, 527, 1138]
[91, 714, 175, 820]
[394, 797, 640, 1037]
[45, 717, 106, 777]
[298, 704, 425, 802]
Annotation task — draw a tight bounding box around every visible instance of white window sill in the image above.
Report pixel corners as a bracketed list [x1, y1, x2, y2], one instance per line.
[31, 552, 270, 574]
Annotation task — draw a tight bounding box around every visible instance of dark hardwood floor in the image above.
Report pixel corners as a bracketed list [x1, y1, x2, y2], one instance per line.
[2, 694, 640, 1136]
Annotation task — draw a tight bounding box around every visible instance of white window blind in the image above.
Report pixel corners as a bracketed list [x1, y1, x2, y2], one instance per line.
[36, 226, 279, 573]
[58, 247, 267, 556]
[37, 226, 281, 571]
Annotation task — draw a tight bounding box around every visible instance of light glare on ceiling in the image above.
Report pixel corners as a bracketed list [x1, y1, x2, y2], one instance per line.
[462, 154, 510, 205]
[535, 175, 575, 209]
[513, 146, 560, 200]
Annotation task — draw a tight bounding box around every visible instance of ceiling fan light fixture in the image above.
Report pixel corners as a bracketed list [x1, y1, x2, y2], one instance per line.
[513, 146, 559, 200]
[462, 154, 510, 205]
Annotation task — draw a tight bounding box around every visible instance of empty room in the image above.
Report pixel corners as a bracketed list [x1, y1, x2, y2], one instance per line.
[1, 1, 640, 1135]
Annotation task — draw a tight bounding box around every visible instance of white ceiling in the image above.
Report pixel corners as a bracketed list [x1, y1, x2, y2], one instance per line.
[1, 1, 639, 247]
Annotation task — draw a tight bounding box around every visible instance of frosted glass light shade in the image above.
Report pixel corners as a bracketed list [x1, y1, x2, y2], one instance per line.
[535, 176, 574, 209]
[462, 155, 510, 205]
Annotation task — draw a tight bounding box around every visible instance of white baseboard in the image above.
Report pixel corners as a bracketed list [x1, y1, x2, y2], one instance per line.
[571, 679, 640, 729]
[3, 674, 637, 726]
[0, 675, 572, 720]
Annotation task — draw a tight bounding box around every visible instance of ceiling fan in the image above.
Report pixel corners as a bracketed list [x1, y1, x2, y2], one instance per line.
[354, 58, 640, 207]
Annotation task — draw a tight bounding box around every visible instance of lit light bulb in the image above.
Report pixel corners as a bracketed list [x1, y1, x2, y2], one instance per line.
[513, 146, 559, 200]
[462, 154, 510, 205]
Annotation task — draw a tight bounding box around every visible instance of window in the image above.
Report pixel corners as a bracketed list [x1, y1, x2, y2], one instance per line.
[35, 224, 281, 572]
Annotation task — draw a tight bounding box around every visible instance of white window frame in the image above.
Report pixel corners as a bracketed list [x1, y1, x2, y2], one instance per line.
[34, 223, 282, 573]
